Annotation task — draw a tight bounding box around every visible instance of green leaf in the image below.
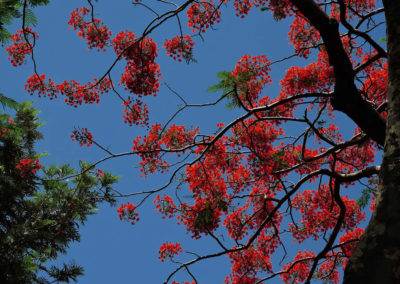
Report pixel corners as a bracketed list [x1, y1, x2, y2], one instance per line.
[24, 9, 38, 26]
[357, 187, 377, 209]
[0, 93, 20, 111]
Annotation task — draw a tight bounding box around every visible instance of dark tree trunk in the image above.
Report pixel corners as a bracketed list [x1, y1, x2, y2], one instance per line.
[343, 1, 400, 283]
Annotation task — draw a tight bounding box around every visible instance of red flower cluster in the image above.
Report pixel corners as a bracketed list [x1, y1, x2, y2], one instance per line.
[68, 7, 112, 51]
[231, 54, 271, 106]
[187, 1, 221, 33]
[122, 97, 149, 127]
[158, 242, 183, 262]
[113, 31, 161, 97]
[280, 62, 334, 98]
[16, 157, 42, 178]
[233, 0, 254, 18]
[95, 169, 104, 180]
[164, 35, 195, 62]
[290, 184, 365, 243]
[339, 228, 364, 258]
[179, 198, 223, 239]
[226, 233, 279, 283]
[154, 195, 177, 220]
[120, 61, 161, 97]
[281, 250, 316, 283]
[25, 74, 112, 107]
[6, 28, 38, 66]
[70, 128, 93, 147]
[289, 14, 321, 58]
[1, 119, 14, 137]
[132, 124, 167, 176]
[132, 124, 198, 175]
[330, 0, 376, 20]
[117, 202, 139, 225]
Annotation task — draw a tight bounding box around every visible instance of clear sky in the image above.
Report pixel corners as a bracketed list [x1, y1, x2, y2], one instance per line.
[0, 0, 382, 283]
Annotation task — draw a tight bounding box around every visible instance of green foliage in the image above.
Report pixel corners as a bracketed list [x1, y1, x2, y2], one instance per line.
[271, 150, 290, 169]
[357, 179, 378, 209]
[0, 102, 119, 283]
[0, 92, 20, 111]
[0, 0, 45, 44]
[208, 70, 255, 109]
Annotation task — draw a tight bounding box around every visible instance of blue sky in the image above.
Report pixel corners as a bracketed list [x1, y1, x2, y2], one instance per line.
[0, 0, 383, 283]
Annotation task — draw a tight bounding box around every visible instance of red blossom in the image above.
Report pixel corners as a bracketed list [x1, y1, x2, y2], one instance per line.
[6, 28, 38, 66]
[231, 54, 271, 106]
[117, 202, 139, 225]
[164, 35, 195, 62]
[25, 74, 111, 107]
[16, 157, 42, 179]
[187, 1, 221, 33]
[288, 14, 321, 58]
[70, 128, 93, 147]
[120, 61, 161, 97]
[281, 250, 316, 283]
[154, 195, 178, 220]
[68, 7, 112, 51]
[158, 242, 183, 262]
[122, 97, 149, 127]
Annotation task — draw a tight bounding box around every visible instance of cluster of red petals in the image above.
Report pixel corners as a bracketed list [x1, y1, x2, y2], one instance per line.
[121, 61, 161, 97]
[122, 97, 149, 127]
[339, 227, 364, 258]
[25, 74, 112, 107]
[1, 119, 13, 137]
[330, 0, 376, 20]
[164, 35, 194, 62]
[95, 169, 104, 180]
[16, 157, 42, 179]
[233, 0, 254, 17]
[6, 28, 38, 66]
[179, 198, 223, 239]
[70, 128, 93, 147]
[112, 30, 139, 60]
[290, 184, 365, 243]
[132, 124, 198, 176]
[226, 233, 279, 283]
[362, 61, 387, 109]
[162, 124, 199, 151]
[289, 14, 321, 58]
[158, 242, 183, 262]
[223, 207, 250, 240]
[281, 250, 316, 283]
[226, 247, 271, 283]
[113, 31, 161, 97]
[187, 0, 221, 33]
[132, 124, 168, 176]
[266, 0, 293, 19]
[281, 62, 334, 97]
[316, 254, 341, 283]
[68, 7, 112, 51]
[231, 0, 273, 18]
[232, 54, 271, 106]
[1, 128, 10, 137]
[154, 195, 178, 220]
[117, 202, 139, 225]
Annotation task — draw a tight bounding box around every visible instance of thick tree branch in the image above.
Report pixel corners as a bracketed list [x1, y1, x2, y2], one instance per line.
[289, 0, 386, 146]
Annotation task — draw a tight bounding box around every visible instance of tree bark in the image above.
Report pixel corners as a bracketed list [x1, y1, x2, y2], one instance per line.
[343, 1, 400, 283]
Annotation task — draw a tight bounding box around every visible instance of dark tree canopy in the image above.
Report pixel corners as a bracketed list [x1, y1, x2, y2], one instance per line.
[0, 102, 118, 283]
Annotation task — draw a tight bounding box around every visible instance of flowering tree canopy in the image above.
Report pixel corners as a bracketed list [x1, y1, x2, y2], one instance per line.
[3, 0, 400, 283]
